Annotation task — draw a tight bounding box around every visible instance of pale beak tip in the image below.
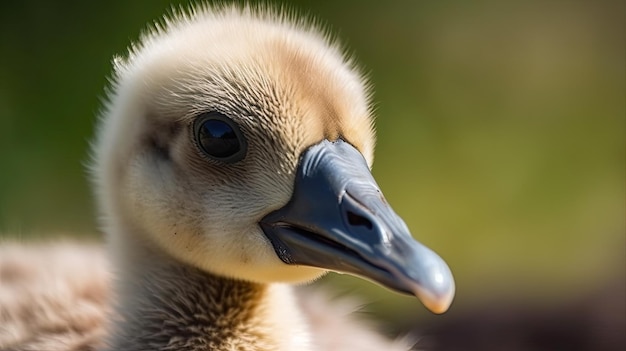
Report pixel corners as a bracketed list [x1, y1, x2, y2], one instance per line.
[411, 264, 456, 314]
[420, 287, 455, 314]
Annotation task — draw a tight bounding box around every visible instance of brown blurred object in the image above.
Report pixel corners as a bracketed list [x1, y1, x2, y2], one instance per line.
[406, 273, 625, 351]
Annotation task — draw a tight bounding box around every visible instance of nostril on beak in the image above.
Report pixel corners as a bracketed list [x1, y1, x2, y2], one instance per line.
[346, 211, 373, 230]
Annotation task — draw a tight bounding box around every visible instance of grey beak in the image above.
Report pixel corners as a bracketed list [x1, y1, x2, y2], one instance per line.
[260, 139, 455, 313]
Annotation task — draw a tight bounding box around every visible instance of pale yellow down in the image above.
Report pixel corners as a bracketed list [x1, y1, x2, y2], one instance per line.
[0, 5, 416, 351]
[96, 5, 375, 286]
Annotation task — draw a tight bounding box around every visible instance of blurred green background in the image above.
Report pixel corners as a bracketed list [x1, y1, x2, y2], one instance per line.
[0, 0, 624, 348]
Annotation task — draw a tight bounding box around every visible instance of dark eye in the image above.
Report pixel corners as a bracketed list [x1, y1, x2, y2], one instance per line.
[193, 112, 247, 163]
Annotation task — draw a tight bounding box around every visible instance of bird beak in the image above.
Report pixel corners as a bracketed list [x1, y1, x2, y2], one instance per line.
[260, 139, 455, 314]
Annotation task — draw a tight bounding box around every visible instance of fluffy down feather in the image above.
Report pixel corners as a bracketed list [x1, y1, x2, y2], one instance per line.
[0, 243, 410, 351]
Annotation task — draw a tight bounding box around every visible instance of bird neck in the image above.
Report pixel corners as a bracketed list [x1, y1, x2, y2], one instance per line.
[103, 230, 312, 351]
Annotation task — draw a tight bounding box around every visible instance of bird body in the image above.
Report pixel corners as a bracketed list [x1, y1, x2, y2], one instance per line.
[0, 243, 406, 351]
[0, 5, 454, 351]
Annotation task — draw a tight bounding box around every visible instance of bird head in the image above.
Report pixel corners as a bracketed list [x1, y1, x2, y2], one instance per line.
[92, 6, 454, 314]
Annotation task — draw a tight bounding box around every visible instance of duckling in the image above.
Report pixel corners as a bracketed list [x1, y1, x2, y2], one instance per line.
[0, 5, 454, 351]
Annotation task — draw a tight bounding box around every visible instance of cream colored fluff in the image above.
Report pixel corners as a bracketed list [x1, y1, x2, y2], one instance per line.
[0, 243, 410, 351]
[1, 4, 414, 351]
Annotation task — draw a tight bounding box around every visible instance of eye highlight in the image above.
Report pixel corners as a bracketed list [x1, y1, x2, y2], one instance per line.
[193, 112, 247, 163]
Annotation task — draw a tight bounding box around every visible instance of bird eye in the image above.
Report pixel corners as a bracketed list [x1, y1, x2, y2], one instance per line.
[193, 112, 247, 163]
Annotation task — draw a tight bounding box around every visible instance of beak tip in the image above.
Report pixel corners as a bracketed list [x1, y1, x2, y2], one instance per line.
[422, 289, 455, 314]
[410, 261, 456, 314]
